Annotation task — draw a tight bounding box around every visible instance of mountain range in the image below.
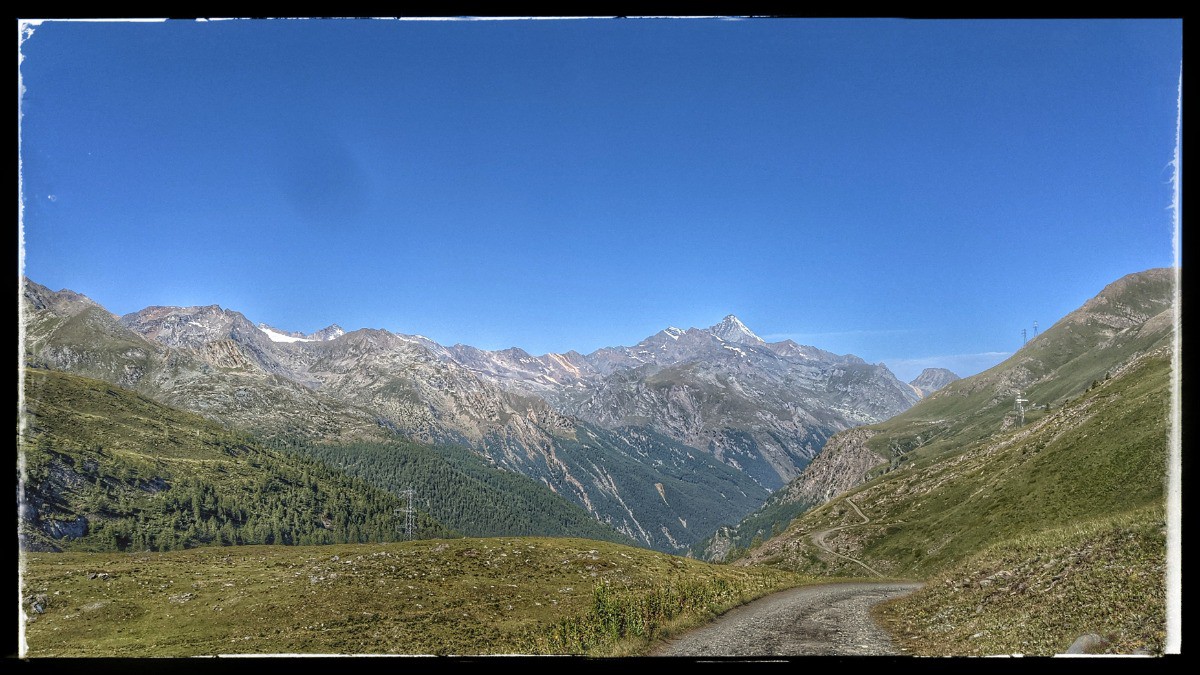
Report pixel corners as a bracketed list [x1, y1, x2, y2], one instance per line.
[21, 281, 942, 552]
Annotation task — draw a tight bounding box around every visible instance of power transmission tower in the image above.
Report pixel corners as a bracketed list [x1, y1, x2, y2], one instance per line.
[1014, 391, 1029, 426]
[1033, 321, 1038, 338]
[1022, 328, 1027, 346]
[395, 489, 415, 540]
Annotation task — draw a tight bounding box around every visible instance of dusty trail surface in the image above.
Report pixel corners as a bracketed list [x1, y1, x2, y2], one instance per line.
[651, 581, 922, 657]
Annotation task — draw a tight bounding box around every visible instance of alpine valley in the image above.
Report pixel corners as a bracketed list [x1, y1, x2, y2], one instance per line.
[21, 280, 938, 554]
[18, 267, 1176, 657]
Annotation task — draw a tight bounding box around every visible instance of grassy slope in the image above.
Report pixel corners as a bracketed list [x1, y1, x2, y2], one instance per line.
[865, 351, 1168, 576]
[874, 507, 1166, 655]
[740, 349, 1170, 654]
[746, 350, 1168, 576]
[20, 538, 809, 656]
[860, 269, 1173, 467]
[703, 270, 1173, 563]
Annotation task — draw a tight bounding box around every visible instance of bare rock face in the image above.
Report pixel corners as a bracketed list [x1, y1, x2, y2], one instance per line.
[773, 428, 884, 509]
[43, 516, 88, 541]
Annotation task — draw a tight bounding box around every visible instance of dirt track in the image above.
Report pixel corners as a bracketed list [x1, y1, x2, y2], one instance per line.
[810, 497, 887, 577]
[649, 581, 922, 657]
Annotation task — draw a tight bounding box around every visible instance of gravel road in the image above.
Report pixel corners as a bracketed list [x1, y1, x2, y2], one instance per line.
[650, 582, 923, 657]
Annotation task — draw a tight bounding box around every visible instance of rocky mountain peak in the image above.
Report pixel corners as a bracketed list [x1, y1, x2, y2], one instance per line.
[908, 368, 961, 399]
[311, 324, 346, 341]
[707, 314, 764, 345]
[22, 279, 103, 315]
[121, 304, 261, 349]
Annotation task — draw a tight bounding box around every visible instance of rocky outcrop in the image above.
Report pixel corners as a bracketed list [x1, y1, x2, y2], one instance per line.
[772, 428, 886, 509]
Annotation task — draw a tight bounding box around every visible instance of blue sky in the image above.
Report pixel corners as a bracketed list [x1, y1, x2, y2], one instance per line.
[18, 18, 1181, 381]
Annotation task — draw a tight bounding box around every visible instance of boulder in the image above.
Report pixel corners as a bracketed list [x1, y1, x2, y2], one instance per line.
[1065, 633, 1109, 654]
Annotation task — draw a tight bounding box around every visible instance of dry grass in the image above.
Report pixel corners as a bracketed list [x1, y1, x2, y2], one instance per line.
[20, 536, 808, 657]
[872, 507, 1166, 656]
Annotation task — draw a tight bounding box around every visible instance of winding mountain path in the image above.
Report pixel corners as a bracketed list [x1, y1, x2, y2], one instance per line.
[810, 497, 886, 577]
[650, 581, 923, 656]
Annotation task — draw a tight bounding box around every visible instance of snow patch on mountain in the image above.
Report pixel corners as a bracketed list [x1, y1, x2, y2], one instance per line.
[257, 323, 346, 343]
[257, 324, 316, 343]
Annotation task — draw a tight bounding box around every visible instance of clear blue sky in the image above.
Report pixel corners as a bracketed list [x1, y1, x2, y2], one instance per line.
[19, 18, 1181, 382]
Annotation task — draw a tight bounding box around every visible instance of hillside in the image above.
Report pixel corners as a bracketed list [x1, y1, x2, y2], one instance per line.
[19, 367, 454, 552]
[873, 506, 1165, 655]
[282, 438, 638, 545]
[699, 268, 1174, 563]
[739, 346, 1169, 574]
[736, 346, 1171, 654]
[859, 267, 1173, 465]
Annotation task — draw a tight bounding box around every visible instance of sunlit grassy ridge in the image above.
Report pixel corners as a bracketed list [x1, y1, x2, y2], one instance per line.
[860, 269, 1172, 468]
[21, 537, 809, 656]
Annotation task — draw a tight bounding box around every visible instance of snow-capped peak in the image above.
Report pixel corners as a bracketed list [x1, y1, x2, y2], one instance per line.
[662, 327, 684, 340]
[708, 314, 764, 345]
